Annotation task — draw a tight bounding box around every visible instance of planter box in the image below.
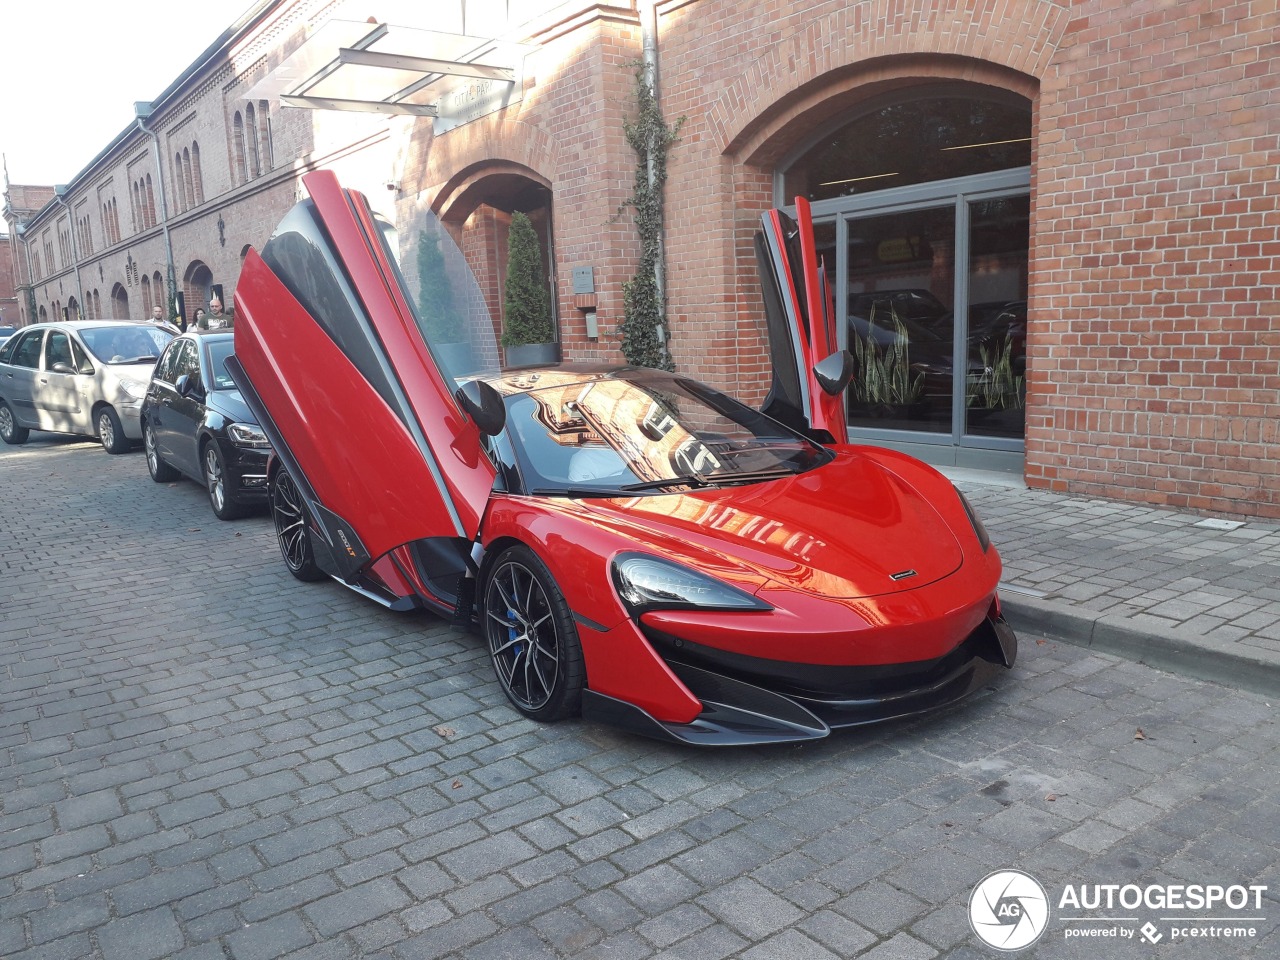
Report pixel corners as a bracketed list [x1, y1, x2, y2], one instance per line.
[504, 342, 560, 369]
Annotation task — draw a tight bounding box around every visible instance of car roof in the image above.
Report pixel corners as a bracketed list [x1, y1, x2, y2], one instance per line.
[19, 320, 159, 331]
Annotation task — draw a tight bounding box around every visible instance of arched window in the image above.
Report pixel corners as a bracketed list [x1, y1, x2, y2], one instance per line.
[173, 153, 186, 213]
[258, 100, 273, 171]
[232, 111, 248, 184]
[245, 102, 261, 178]
[93, 289, 102, 318]
[191, 142, 205, 204]
[182, 148, 196, 210]
[131, 182, 141, 231]
[141, 274, 152, 314]
[145, 175, 157, 226]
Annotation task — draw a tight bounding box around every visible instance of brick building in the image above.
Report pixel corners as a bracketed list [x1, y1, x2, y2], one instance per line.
[4, 0, 1279, 518]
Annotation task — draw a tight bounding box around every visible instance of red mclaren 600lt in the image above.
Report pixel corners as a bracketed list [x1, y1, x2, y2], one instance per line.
[227, 170, 1016, 746]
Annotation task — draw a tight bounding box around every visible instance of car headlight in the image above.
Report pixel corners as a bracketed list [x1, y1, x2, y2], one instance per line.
[611, 553, 771, 615]
[119, 379, 148, 401]
[227, 422, 271, 449]
[956, 488, 991, 553]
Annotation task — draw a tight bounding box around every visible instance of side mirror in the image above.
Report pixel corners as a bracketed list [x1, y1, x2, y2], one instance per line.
[51, 362, 75, 375]
[176, 374, 203, 399]
[813, 350, 854, 396]
[455, 379, 506, 436]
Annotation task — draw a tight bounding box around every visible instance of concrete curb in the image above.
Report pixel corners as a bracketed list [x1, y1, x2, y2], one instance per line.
[1001, 593, 1280, 700]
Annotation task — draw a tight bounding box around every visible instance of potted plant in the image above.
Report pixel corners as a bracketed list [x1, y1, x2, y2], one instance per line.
[847, 305, 924, 417]
[501, 212, 558, 367]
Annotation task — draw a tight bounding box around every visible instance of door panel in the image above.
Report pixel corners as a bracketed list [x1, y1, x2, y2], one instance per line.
[757, 197, 848, 444]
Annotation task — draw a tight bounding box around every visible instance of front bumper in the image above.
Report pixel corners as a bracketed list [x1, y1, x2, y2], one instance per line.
[581, 614, 1017, 746]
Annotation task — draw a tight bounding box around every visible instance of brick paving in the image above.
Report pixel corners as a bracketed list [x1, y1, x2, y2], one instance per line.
[1, 436, 1278, 958]
[951, 469, 1280, 698]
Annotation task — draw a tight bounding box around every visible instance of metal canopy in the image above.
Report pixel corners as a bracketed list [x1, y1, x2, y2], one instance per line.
[249, 20, 529, 131]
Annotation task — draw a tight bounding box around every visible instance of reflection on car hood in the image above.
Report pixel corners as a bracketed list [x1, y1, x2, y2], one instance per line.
[205, 389, 255, 425]
[568, 450, 964, 599]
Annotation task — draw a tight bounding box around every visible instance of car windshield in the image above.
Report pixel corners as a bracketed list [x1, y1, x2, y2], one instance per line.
[500, 369, 832, 496]
[79, 325, 174, 363]
[205, 338, 239, 390]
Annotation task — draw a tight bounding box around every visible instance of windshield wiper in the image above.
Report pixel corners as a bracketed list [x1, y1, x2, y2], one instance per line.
[619, 474, 713, 492]
[705, 468, 797, 486]
[529, 486, 626, 499]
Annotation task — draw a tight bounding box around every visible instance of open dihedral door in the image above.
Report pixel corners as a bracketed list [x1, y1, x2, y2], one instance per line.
[229, 170, 497, 589]
[756, 196, 850, 445]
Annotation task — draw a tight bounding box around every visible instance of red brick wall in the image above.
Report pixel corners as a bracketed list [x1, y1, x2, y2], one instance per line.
[1029, 0, 1280, 517]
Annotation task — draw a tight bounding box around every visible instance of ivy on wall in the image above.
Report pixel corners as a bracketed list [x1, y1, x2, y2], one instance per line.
[620, 65, 682, 371]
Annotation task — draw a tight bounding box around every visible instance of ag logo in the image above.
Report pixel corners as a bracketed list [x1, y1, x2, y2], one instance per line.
[969, 869, 1050, 951]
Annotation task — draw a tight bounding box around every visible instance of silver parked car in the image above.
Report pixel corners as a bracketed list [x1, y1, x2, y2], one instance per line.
[0, 321, 175, 453]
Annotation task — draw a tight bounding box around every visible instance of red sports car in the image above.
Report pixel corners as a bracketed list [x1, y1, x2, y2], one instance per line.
[228, 171, 1016, 746]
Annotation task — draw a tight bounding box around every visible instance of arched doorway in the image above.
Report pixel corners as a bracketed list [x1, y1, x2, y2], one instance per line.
[435, 168, 557, 351]
[183, 261, 213, 324]
[111, 283, 130, 319]
[780, 84, 1031, 468]
[67, 297, 80, 321]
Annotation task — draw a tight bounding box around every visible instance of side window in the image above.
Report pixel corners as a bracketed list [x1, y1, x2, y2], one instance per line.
[174, 340, 200, 385]
[0, 335, 19, 365]
[46, 331, 73, 369]
[153, 340, 182, 384]
[69, 337, 94, 375]
[11, 331, 45, 368]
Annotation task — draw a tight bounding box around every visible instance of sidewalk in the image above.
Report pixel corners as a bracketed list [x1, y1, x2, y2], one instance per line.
[944, 467, 1280, 699]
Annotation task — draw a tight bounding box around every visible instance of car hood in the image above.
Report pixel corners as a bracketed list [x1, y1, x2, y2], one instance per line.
[566, 449, 964, 599]
[204, 388, 255, 424]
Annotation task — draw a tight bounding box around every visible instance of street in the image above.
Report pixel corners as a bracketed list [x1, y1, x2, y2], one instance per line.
[1, 434, 1277, 959]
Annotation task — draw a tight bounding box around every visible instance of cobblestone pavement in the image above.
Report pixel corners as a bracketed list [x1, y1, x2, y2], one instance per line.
[951, 471, 1280, 697]
[2, 436, 1278, 959]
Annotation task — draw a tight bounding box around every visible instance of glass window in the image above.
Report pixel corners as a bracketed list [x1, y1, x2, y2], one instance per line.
[503, 370, 830, 495]
[80, 325, 174, 363]
[173, 339, 200, 385]
[205, 337, 238, 390]
[46, 331, 73, 369]
[153, 339, 183, 384]
[10, 330, 45, 368]
[784, 92, 1031, 204]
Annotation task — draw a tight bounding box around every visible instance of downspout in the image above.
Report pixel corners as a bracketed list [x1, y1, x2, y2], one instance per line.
[135, 102, 178, 321]
[17, 225, 37, 325]
[52, 187, 87, 320]
[638, 0, 667, 357]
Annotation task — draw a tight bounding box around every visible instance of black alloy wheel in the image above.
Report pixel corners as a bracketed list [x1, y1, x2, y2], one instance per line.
[144, 421, 179, 482]
[269, 469, 324, 581]
[482, 545, 584, 722]
[97, 406, 129, 454]
[0, 400, 29, 444]
[203, 440, 247, 520]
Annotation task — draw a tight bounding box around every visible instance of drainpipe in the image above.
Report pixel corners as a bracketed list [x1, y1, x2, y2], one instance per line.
[52, 186, 87, 320]
[637, 0, 667, 358]
[135, 102, 178, 321]
[15, 224, 37, 325]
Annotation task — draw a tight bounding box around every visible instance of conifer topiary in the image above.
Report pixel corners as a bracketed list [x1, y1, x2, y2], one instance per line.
[501, 212, 554, 346]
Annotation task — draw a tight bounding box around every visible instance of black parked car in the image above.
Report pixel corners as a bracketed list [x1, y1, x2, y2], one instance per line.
[141, 332, 271, 519]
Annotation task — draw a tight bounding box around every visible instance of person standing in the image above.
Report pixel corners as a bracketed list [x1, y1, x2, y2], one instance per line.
[191, 307, 208, 331]
[149, 305, 181, 335]
[206, 297, 231, 330]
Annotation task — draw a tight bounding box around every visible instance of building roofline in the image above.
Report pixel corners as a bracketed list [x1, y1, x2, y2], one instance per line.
[22, 0, 281, 229]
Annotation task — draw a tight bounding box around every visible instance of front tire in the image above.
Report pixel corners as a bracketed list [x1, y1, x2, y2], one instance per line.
[144, 421, 180, 482]
[0, 400, 29, 445]
[482, 545, 585, 722]
[97, 406, 129, 454]
[203, 440, 247, 520]
[269, 469, 324, 581]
